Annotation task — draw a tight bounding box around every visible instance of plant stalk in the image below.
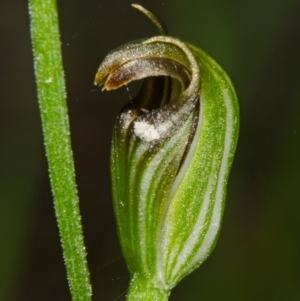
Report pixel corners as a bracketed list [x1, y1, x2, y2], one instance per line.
[28, 0, 92, 300]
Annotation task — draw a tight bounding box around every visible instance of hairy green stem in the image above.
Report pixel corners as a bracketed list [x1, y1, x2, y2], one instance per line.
[126, 276, 170, 301]
[28, 0, 92, 300]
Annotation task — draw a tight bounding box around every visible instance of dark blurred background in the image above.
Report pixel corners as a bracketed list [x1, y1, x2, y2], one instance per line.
[1, 0, 300, 300]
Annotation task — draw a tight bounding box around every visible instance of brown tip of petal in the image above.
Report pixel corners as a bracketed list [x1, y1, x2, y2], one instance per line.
[103, 58, 190, 91]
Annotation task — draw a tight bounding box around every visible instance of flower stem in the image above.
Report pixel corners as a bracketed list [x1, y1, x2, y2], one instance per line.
[28, 0, 92, 300]
[126, 275, 170, 301]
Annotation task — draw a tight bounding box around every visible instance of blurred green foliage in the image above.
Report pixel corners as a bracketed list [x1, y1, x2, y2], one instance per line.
[1, 0, 299, 300]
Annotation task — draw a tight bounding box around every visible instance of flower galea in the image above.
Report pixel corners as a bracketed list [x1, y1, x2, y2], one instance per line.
[94, 5, 239, 301]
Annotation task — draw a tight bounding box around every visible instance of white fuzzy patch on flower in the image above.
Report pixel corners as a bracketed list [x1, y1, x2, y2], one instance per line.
[133, 120, 173, 142]
[134, 121, 160, 141]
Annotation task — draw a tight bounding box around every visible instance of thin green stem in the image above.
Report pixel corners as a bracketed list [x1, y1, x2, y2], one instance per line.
[28, 1, 92, 300]
[126, 276, 170, 301]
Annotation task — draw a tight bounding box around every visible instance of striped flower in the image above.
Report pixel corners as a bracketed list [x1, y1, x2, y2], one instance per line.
[95, 5, 239, 301]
